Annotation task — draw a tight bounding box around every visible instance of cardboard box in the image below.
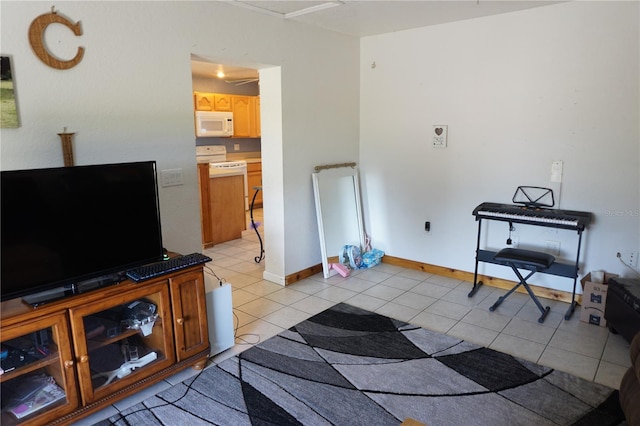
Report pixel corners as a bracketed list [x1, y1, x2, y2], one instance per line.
[579, 272, 618, 327]
[581, 306, 607, 327]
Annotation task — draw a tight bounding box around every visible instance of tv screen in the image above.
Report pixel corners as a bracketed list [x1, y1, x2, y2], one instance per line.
[1, 161, 164, 302]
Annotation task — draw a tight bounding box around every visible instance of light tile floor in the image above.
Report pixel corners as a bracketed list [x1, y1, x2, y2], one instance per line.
[80, 208, 631, 424]
[209, 209, 630, 390]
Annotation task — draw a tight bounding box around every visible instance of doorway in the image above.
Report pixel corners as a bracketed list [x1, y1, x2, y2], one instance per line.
[190, 58, 263, 258]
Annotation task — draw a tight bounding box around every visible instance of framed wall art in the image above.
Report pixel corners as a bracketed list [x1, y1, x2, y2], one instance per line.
[1, 55, 20, 128]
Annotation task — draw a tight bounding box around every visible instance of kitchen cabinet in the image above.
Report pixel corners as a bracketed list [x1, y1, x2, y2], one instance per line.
[210, 174, 246, 244]
[231, 95, 260, 138]
[194, 92, 260, 138]
[254, 96, 261, 137]
[198, 163, 214, 247]
[231, 96, 252, 137]
[198, 164, 246, 247]
[247, 161, 263, 208]
[194, 92, 213, 111]
[212, 94, 232, 111]
[194, 92, 232, 112]
[0, 267, 210, 425]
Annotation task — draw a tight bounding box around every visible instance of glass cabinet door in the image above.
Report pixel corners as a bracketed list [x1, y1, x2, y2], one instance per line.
[69, 281, 175, 404]
[0, 312, 78, 425]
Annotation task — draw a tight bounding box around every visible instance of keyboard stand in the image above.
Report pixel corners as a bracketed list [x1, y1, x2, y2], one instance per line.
[468, 216, 587, 320]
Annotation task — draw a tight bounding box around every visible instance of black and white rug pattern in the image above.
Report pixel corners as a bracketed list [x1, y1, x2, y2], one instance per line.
[104, 303, 625, 426]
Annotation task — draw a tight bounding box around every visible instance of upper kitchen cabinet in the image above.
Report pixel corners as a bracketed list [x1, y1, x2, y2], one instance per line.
[231, 95, 260, 138]
[213, 94, 232, 112]
[194, 92, 232, 112]
[193, 92, 260, 138]
[254, 96, 261, 137]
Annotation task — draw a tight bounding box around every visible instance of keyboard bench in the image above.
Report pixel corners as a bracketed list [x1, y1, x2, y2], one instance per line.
[489, 248, 555, 323]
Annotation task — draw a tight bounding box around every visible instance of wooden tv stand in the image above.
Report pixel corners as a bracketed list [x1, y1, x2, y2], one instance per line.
[0, 265, 210, 425]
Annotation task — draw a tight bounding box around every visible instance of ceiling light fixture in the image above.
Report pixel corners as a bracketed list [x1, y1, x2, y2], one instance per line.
[216, 71, 225, 78]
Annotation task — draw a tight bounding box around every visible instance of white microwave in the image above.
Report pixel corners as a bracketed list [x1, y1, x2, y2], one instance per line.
[195, 111, 234, 137]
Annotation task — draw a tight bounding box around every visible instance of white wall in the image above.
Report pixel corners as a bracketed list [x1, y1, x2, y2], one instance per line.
[360, 1, 640, 292]
[0, 1, 359, 283]
[3, 1, 637, 292]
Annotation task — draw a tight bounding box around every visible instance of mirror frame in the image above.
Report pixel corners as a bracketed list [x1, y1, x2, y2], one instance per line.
[312, 166, 365, 279]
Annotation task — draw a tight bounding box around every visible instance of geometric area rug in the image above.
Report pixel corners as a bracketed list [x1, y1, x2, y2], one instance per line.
[101, 303, 626, 426]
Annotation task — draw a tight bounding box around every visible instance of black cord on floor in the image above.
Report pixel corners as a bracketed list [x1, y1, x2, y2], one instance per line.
[103, 273, 261, 424]
[103, 354, 214, 425]
[233, 310, 261, 346]
[203, 264, 225, 285]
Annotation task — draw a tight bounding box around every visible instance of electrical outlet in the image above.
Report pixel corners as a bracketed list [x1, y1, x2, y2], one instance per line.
[618, 251, 639, 267]
[234, 143, 240, 151]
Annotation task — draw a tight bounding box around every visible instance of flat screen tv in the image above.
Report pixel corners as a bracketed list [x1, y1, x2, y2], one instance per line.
[1, 161, 164, 304]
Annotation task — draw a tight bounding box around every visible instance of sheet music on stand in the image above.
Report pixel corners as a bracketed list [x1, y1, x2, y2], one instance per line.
[512, 186, 554, 208]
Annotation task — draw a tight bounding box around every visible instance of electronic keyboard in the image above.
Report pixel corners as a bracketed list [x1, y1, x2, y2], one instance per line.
[472, 202, 592, 231]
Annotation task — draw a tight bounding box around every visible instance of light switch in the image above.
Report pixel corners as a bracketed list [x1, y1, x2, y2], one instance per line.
[551, 160, 563, 183]
[432, 125, 447, 148]
[161, 168, 183, 187]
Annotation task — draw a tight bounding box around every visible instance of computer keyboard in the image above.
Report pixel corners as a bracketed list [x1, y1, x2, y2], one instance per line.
[126, 253, 212, 283]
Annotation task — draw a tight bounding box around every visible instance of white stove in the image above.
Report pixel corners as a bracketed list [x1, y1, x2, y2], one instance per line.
[196, 145, 248, 210]
[196, 145, 227, 163]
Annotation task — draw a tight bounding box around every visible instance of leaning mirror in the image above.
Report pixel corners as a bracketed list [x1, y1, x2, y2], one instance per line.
[312, 163, 365, 279]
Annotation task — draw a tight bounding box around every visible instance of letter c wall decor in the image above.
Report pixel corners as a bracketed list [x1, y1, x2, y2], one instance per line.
[28, 8, 84, 70]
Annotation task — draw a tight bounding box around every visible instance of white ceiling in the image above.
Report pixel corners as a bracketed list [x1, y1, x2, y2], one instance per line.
[193, 0, 562, 80]
[191, 58, 261, 81]
[231, 0, 561, 37]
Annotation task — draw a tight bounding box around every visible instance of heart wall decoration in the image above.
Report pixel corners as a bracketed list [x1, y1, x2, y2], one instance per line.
[432, 125, 448, 148]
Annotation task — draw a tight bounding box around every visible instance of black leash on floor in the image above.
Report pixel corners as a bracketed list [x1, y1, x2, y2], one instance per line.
[250, 187, 265, 263]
